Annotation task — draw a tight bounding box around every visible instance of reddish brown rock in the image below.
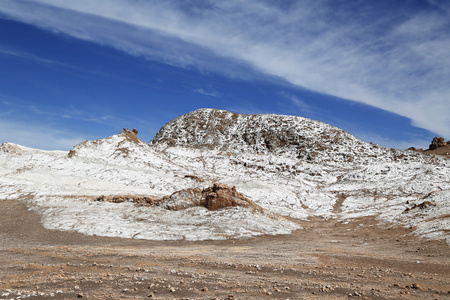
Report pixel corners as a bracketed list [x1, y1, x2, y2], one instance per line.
[200, 183, 261, 212]
[68, 150, 76, 158]
[161, 183, 263, 212]
[96, 195, 162, 206]
[429, 137, 446, 150]
[96, 183, 263, 213]
[422, 136, 450, 157]
[120, 128, 142, 144]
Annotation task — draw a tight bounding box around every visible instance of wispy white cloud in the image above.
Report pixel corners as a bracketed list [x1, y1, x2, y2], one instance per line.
[193, 88, 221, 97]
[1, 99, 113, 124]
[0, 46, 83, 71]
[279, 91, 312, 114]
[0, 0, 449, 136]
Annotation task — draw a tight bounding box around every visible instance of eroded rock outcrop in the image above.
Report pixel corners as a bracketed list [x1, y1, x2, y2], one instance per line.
[429, 137, 447, 150]
[421, 137, 450, 157]
[96, 195, 161, 206]
[404, 201, 436, 212]
[96, 183, 263, 213]
[122, 128, 141, 143]
[159, 183, 263, 212]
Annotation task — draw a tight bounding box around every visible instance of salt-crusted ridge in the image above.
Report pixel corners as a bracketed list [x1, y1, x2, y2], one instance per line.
[0, 109, 449, 242]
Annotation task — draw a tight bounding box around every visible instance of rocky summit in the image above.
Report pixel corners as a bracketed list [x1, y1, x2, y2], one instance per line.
[150, 108, 421, 165]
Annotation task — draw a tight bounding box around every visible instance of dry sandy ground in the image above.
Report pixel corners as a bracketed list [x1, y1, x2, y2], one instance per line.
[1, 199, 449, 299]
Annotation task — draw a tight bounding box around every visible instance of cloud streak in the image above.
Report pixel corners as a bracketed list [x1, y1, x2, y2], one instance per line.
[193, 88, 221, 97]
[1, 99, 113, 125]
[0, 0, 449, 136]
[279, 91, 312, 114]
[0, 46, 78, 70]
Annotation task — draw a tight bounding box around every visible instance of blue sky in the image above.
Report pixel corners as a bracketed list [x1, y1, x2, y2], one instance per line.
[0, 0, 449, 150]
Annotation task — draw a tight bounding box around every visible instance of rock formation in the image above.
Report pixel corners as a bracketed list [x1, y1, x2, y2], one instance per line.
[420, 137, 450, 158]
[96, 183, 263, 213]
[96, 195, 161, 206]
[404, 201, 436, 212]
[406, 137, 449, 158]
[429, 137, 447, 150]
[160, 183, 263, 212]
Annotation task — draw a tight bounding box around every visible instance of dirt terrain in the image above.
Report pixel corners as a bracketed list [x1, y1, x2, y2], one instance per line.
[1, 199, 449, 299]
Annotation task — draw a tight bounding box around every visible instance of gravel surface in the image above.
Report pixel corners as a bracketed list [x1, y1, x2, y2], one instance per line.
[1, 199, 449, 299]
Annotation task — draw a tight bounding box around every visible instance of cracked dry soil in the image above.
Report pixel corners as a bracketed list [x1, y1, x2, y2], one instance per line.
[1, 199, 449, 299]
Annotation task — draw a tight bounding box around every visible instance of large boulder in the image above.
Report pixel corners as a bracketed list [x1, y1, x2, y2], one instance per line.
[161, 183, 263, 212]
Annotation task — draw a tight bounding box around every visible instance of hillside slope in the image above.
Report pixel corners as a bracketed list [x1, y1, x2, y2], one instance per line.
[0, 109, 449, 243]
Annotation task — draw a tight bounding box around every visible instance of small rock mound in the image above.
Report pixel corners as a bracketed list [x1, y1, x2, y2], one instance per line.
[97, 183, 263, 213]
[405, 147, 423, 152]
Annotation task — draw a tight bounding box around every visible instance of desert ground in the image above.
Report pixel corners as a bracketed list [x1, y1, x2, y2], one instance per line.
[1, 199, 449, 300]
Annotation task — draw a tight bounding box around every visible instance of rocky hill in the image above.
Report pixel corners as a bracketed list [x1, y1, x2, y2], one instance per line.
[150, 108, 421, 166]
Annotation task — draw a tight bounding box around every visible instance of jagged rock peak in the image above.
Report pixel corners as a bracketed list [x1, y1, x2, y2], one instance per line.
[150, 108, 402, 163]
[429, 137, 447, 150]
[120, 128, 141, 144]
[407, 137, 450, 158]
[424, 137, 450, 158]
